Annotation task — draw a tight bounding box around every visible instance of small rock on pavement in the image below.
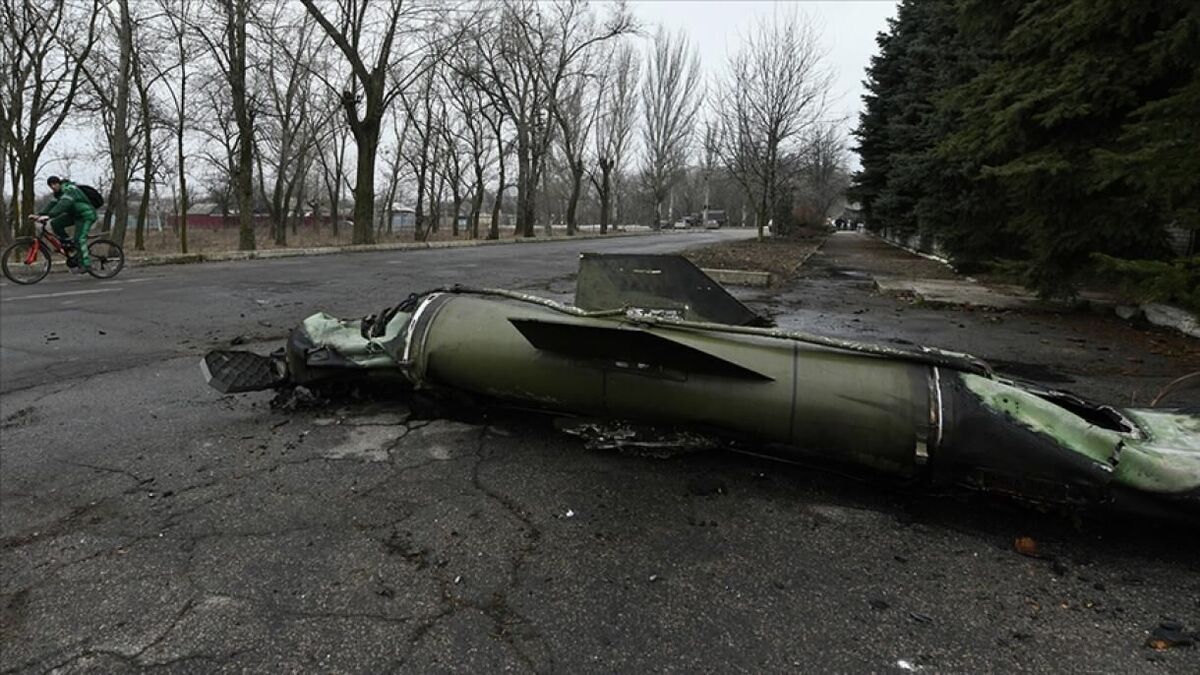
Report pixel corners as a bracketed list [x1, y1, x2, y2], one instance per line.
[1114, 305, 1143, 321]
[686, 476, 727, 497]
[1146, 621, 1197, 650]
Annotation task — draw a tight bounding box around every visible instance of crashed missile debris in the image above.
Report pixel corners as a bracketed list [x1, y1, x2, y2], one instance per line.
[202, 253, 1200, 522]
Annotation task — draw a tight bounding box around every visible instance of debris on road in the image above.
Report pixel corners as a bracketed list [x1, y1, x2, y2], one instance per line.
[1014, 536, 1041, 558]
[1146, 621, 1196, 650]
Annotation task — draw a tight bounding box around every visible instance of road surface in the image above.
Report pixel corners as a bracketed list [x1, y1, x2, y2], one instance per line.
[1, 230, 1197, 673]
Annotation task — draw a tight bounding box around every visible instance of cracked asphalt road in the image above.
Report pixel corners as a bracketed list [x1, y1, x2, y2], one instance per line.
[2, 230, 1199, 673]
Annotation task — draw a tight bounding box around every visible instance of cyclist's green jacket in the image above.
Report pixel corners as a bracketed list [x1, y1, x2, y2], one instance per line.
[39, 181, 97, 230]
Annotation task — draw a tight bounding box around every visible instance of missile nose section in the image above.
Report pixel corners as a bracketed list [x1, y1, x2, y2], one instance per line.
[935, 372, 1200, 519]
[1113, 409, 1200, 520]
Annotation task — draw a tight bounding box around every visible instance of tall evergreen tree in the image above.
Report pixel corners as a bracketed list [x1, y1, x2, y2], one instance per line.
[943, 0, 1183, 293]
[1098, 1, 1200, 228]
[854, 0, 1197, 296]
[852, 0, 1006, 262]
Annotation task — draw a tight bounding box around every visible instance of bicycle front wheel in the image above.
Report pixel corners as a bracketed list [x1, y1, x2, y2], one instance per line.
[1, 238, 51, 285]
[87, 239, 125, 279]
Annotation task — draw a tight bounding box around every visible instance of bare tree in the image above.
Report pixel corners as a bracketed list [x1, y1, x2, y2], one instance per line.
[299, 0, 446, 245]
[197, 0, 258, 250]
[589, 42, 637, 234]
[78, 0, 139, 244]
[129, 31, 167, 252]
[700, 121, 716, 226]
[255, 5, 324, 246]
[194, 74, 240, 229]
[484, 103, 509, 240]
[0, 0, 100, 241]
[148, 0, 196, 253]
[552, 66, 599, 235]
[796, 122, 850, 226]
[459, 0, 633, 237]
[440, 119, 467, 237]
[311, 102, 351, 237]
[378, 110, 409, 236]
[640, 27, 700, 229]
[401, 67, 439, 241]
[713, 10, 832, 239]
[443, 55, 493, 239]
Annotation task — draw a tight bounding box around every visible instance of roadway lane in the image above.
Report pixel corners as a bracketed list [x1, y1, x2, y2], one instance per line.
[0, 230, 747, 395]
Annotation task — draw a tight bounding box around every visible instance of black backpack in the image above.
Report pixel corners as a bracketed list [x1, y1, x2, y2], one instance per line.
[77, 184, 105, 209]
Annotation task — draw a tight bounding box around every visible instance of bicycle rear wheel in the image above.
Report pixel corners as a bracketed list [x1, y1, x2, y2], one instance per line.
[87, 238, 125, 279]
[1, 238, 51, 285]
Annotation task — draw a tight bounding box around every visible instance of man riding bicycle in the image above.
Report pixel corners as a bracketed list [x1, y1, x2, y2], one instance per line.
[35, 176, 96, 272]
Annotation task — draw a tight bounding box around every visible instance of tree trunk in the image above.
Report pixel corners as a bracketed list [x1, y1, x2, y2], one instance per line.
[470, 164, 484, 239]
[383, 174, 397, 236]
[101, 189, 115, 232]
[429, 163, 443, 237]
[490, 156, 505, 240]
[133, 53, 153, 252]
[349, 123, 379, 245]
[414, 153, 428, 241]
[19, 158, 35, 237]
[273, 186, 288, 246]
[0, 152, 7, 244]
[291, 178, 305, 237]
[515, 127, 534, 237]
[135, 140, 151, 252]
[598, 161, 613, 235]
[109, 0, 134, 245]
[3, 153, 18, 242]
[565, 160, 583, 236]
[228, 0, 256, 252]
[177, 130, 189, 254]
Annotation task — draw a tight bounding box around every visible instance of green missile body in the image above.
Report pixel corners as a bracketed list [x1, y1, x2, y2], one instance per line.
[201, 255, 1200, 522]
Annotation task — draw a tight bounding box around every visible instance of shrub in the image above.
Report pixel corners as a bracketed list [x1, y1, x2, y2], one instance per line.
[1092, 254, 1200, 313]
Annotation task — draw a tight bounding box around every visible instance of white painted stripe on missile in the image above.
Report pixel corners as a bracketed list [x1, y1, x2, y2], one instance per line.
[1, 287, 121, 302]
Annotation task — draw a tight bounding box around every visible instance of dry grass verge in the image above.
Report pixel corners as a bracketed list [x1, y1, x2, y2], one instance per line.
[684, 235, 824, 287]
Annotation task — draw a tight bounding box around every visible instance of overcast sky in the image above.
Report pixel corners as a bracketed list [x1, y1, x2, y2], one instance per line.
[629, 0, 899, 158]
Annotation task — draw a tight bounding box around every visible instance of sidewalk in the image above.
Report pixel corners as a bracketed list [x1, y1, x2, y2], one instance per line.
[836, 232, 1199, 339]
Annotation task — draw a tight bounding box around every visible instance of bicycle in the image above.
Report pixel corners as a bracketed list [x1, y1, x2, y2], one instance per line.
[1, 217, 125, 285]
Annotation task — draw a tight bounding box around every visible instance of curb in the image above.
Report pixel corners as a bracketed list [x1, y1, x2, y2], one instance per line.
[793, 236, 829, 273]
[702, 268, 771, 287]
[871, 232, 955, 269]
[86, 228, 669, 271]
[866, 232, 1199, 339]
